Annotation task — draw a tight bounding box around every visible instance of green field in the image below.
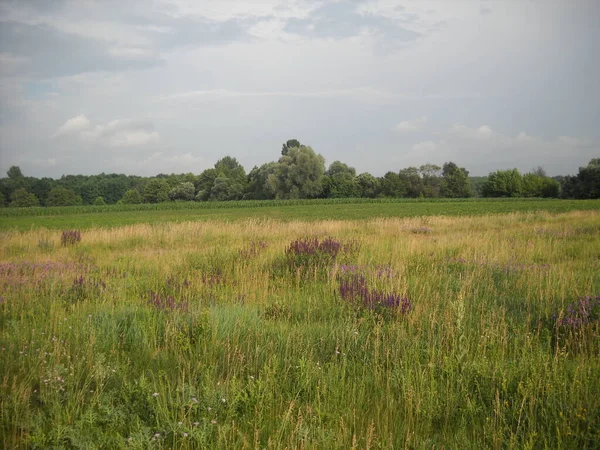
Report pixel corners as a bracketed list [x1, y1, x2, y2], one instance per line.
[1, 198, 599, 231]
[1, 204, 600, 448]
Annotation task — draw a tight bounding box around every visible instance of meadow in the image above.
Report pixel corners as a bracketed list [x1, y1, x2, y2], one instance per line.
[1, 206, 600, 448]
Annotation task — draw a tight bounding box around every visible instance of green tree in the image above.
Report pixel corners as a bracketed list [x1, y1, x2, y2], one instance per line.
[142, 179, 170, 203]
[46, 187, 83, 206]
[356, 173, 380, 198]
[209, 177, 244, 201]
[93, 196, 107, 206]
[482, 169, 524, 197]
[30, 178, 54, 206]
[398, 167, 423, 198]
[10, 188, 40, 207]
[379, 172, 406, 197]
[0, 191, 5, 207]
[121, 189, 143, 204]
[267, 145, 325, 199]
[169, 182, 196, 201]
[244, 163, 277, 200]
[419, 164, 442, 198]
[281, 139, 301, 156]
[440, 162, 471, 198]
[7, 166, 23, 179]
[322, 161, 360, 198]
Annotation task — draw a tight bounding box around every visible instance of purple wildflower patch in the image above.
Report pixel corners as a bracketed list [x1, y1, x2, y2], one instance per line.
[339, 274, 412, 314]
[555, 295, 600, 329]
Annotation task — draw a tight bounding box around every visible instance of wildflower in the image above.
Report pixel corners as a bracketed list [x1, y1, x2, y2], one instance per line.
[211, 420, 217, 424]
[152, 392, 159, 397]
[191, 397, 198, 403]
[182, 432, 189, 437]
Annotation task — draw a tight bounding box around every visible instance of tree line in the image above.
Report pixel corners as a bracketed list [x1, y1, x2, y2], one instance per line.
[1, 140, 598, 207]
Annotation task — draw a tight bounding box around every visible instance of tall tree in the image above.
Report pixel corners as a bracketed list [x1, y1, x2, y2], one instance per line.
[281, 139, 301, 156]
[268, 145, 325, 199]
[440, 162, 471, 198]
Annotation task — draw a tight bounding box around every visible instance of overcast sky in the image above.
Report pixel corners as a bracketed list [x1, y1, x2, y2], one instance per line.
[0, 0, 598, 178]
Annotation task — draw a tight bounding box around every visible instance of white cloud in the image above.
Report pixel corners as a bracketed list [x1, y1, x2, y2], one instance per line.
[53, 115, 90, 137]
[53, 116, 160, 148]
[411, 140, 437, 153]
[393, 116, 427, 132]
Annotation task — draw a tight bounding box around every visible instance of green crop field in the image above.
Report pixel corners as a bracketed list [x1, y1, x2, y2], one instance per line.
[1, 198, 599, 231]
[1, 205, 600, 448]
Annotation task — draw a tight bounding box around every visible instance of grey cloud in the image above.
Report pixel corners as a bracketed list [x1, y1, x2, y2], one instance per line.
[0, 21, 164, 78]
[284, 0, 420, 42]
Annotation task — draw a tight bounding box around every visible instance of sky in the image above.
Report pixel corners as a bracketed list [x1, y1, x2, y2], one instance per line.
[0, 0, 598, 178]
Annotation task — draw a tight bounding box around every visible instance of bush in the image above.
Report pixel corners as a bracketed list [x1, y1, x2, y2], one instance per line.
[94, 196, 107, 206]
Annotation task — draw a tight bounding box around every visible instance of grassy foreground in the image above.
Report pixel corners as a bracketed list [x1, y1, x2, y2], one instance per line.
[1, 198, 599, 231]
[1, 211, 600, 448]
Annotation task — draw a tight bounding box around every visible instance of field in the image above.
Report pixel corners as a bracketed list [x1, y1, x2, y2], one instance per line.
[1, 202, 600, 448]
[2, 198, 600, 231]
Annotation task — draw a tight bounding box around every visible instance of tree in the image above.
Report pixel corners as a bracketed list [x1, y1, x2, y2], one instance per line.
[244, 163, 277, 200]
[281, 139, 301, 156]
[440, 162, 471, 198]
[10, 188, 40, 207]
[482, 169, 524, 197]
[209, 177, 244, 201]
[7, 166, 23, 179]
[0, 191, 5, 207]
[267, 145, 325, 199]
[94, 196, 107, 206]
[46, 187, 83, 206]
[419, 164, 442, 198]
[398, 167, 423, 198]
[121, 189, 143, 204]
[356, 173, 380, 198]
[575, 158, 600, 199]
[30, 178, 54, 206]
[169, 182, 196, 201]
[379, 172, 406, 197]
[142, 179, 170, 203]
[322, 161, 360, 198]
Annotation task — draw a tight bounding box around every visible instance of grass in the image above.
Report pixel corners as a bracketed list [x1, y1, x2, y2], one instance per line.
[1, 210, 600, 448]
[1, 198, 599, 231]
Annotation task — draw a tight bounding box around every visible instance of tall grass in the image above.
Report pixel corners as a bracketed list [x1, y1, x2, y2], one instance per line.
[1, 211, 599, 448]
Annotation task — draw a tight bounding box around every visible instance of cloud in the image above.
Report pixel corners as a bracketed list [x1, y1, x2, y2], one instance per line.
[393, 116, 427, 132]
[156, 86, 410, 105]
[284, 1, 421, 42]
[0, 21, 164, 78]
[411, 140, 437, 153]
[54, 116, 160, 148]
[53, 114, 90, 137]
[82, 119, 160, 148]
